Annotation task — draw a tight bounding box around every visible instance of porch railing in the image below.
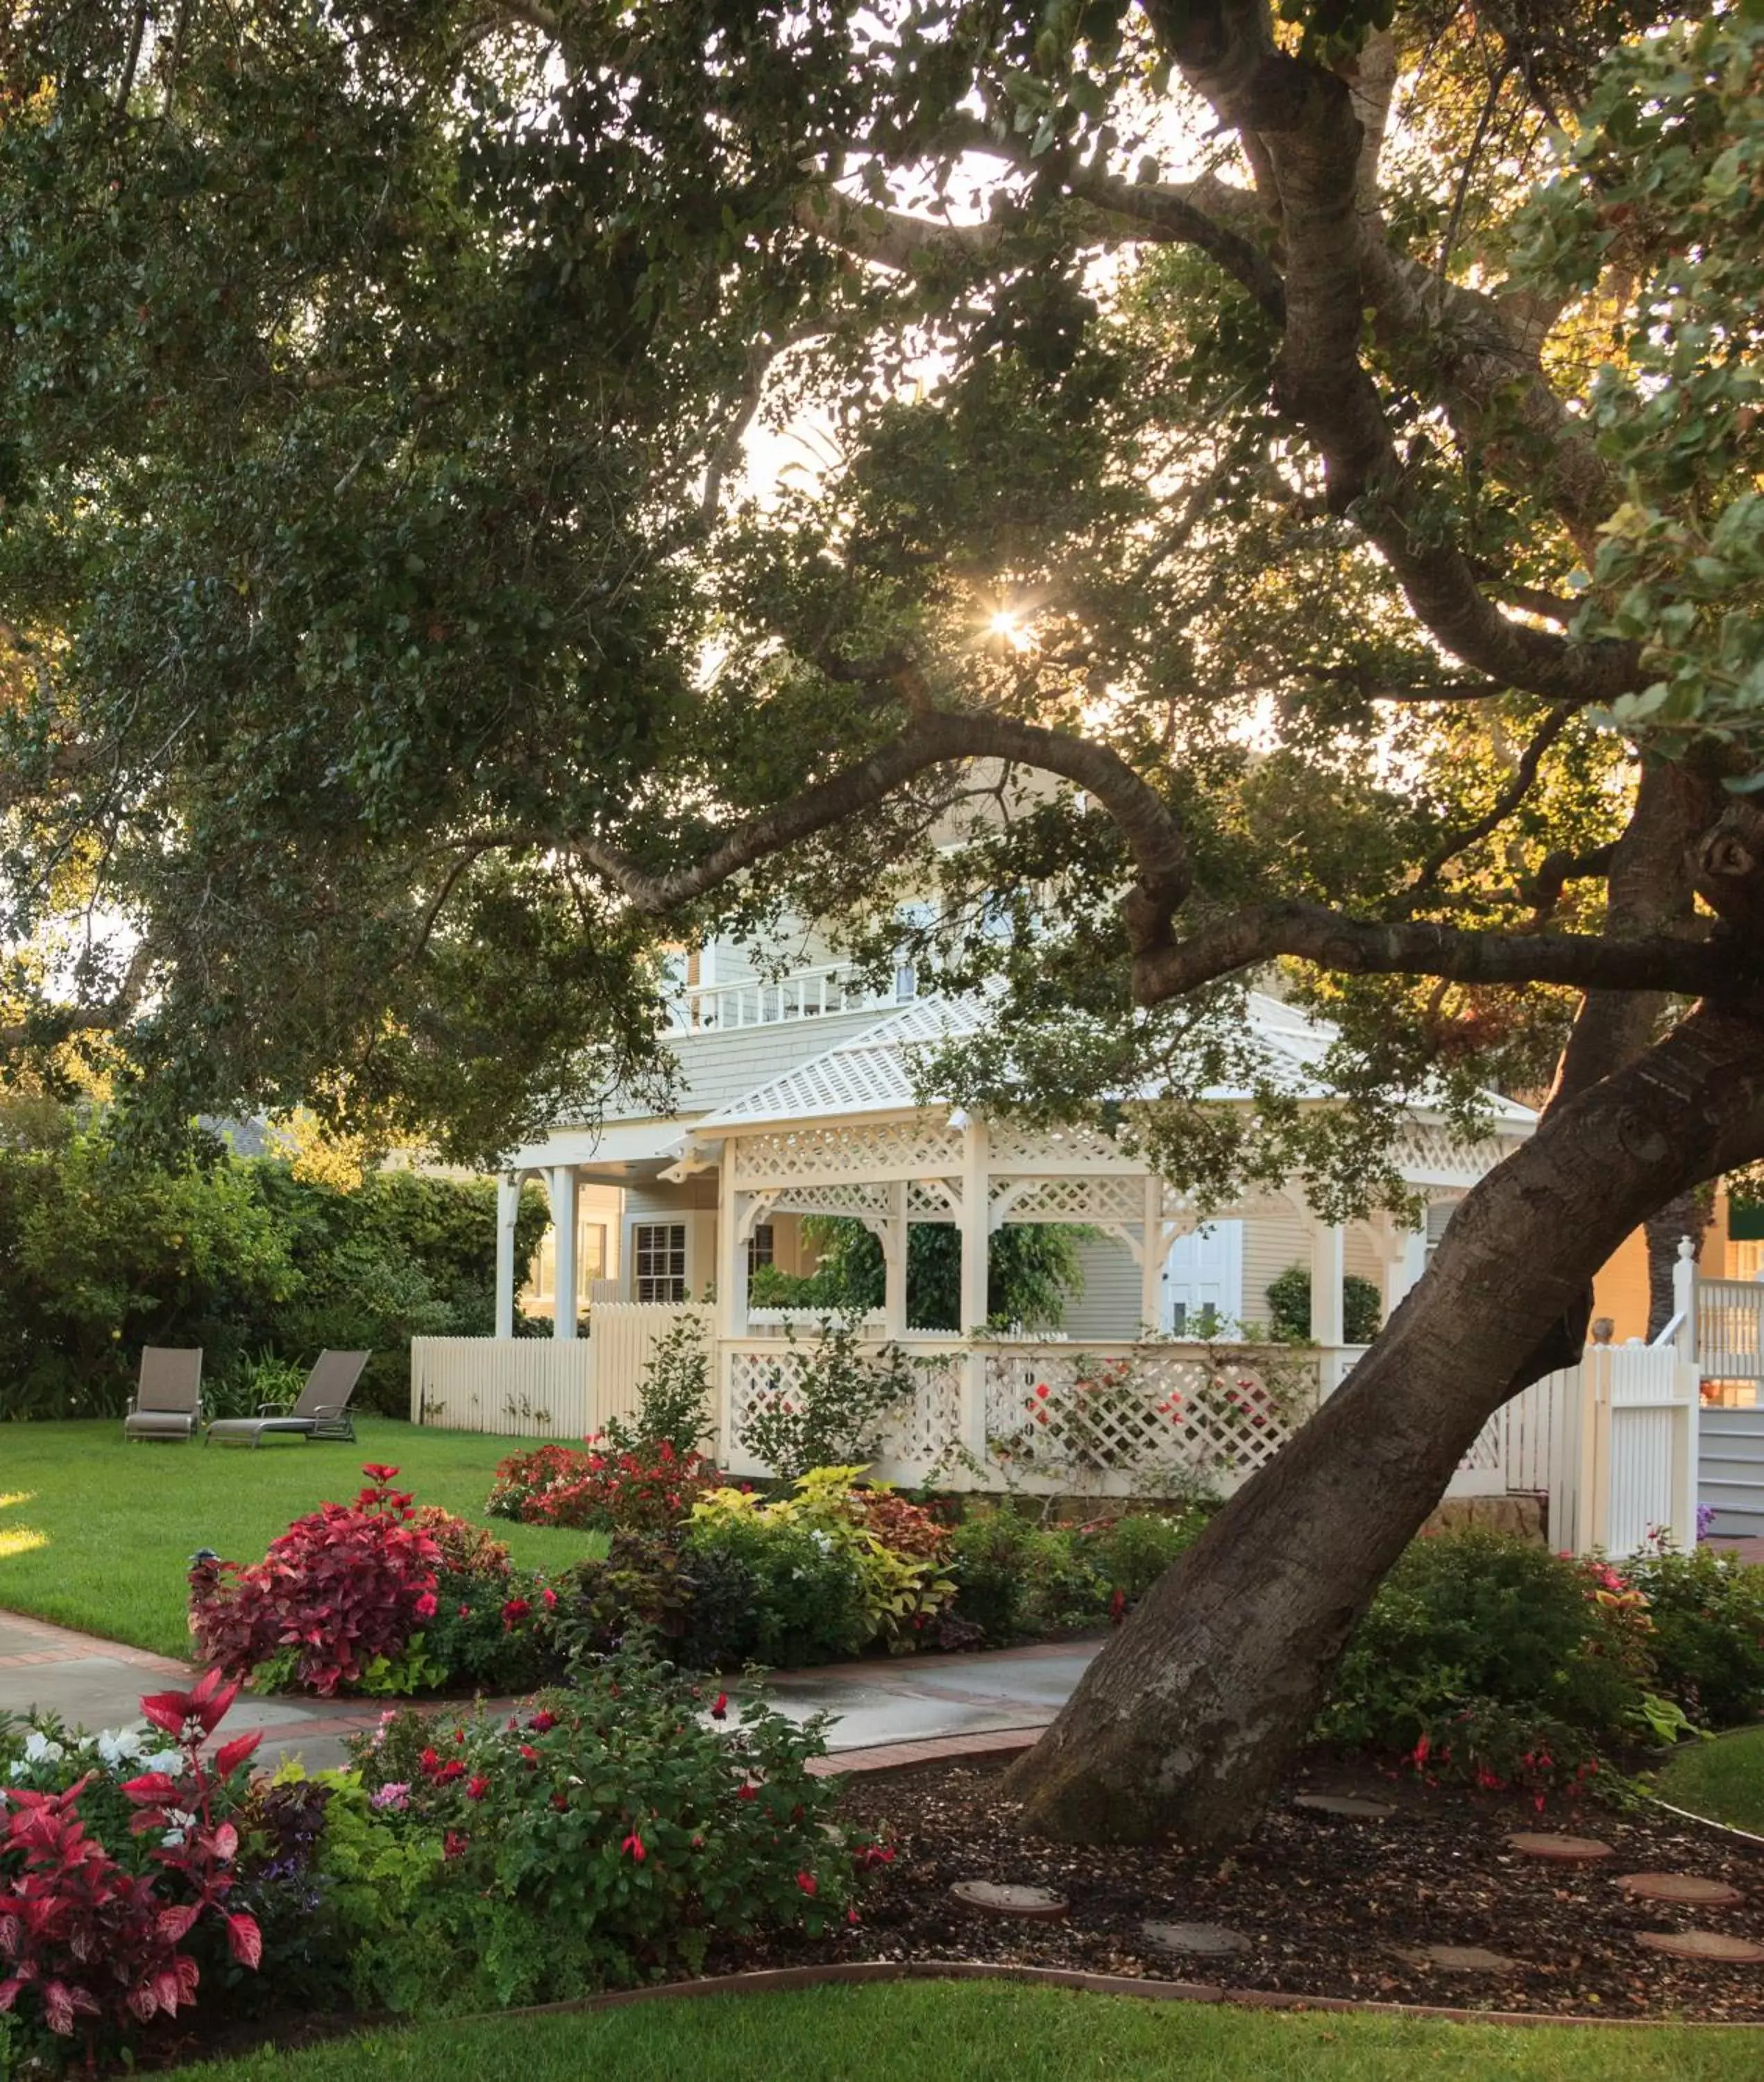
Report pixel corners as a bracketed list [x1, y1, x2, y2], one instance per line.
[1697, 1276, 1764, 1400]
[663, 963, 884, 1033]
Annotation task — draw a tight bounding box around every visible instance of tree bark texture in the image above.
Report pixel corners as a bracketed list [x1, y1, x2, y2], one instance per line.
[1645, 1187, 1713, 1344]
[1003, 1001, 1764, 1848]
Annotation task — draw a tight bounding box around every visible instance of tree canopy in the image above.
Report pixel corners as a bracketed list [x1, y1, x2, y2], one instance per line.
[0, 0, 1757, 1197]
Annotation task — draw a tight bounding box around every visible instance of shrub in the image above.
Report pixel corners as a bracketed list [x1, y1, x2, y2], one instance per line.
[947, 1509, 1108, 1642]
[0, 1672, 262, 2061]
[1265, 1264, 1383, 1345]
[1085, 1508, 1208, 1601]
[1618, 1540, 1764, 1727]
[681, 1513, 872, 1667]
[189, 1465, 443, 1695]
[487, 1437, 719, 1534]
[740, 1319, 919, 1478]
[1316, 1530, 1652, 1797]
[339, 1652, 858, 2008]
[600, 1315, 714, 1455]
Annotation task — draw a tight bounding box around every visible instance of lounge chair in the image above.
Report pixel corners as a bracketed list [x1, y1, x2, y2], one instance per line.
[204, 1351, 369, 1448]
[123, 1348, 203, 1443]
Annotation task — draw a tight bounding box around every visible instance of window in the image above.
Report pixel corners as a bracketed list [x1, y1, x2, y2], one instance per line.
[634, 1222, 687, 1303]
[746, 1223, 775, 1276]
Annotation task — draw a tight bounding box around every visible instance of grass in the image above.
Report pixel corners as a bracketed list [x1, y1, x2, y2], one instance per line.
[180, 1982, 1764, 2082]
[1654, 1724, 1764, 1835]
[0, 1418, 604, 1658]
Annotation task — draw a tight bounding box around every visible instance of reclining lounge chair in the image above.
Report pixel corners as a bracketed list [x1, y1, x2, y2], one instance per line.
[123, 1348, 203, 1442]
[205, 1350, 369, 1448]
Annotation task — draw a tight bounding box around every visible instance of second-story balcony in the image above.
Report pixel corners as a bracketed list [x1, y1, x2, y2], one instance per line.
[663, 960, 914, 1034]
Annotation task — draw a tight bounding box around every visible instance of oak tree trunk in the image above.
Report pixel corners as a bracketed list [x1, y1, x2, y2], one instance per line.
[1003, 1003, 1764, 1848]
[1645, 1188, 1712, 1344]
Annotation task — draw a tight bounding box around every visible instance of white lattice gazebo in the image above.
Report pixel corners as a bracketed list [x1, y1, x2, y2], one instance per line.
[659, 993, 1535, 1494]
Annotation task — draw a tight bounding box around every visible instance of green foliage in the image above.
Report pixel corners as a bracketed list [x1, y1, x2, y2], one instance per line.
[0, 1124, 547, 1419]
[1085, 1509, 1209, 1602]
[1620, 1539, 1764, 1728]
[1316, 1532, 1661, 1795]
[1264, 1266, 1384, 1346]
[600, 1314, 715, 1455]
[751, 1220, 1087, 1332]
[739, 1319, 922, 1480]
[947, 1507, 1109, 1643]
[341, 1652, 856, 2008]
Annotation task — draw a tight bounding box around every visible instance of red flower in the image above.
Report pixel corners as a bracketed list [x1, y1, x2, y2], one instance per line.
[443, 1830, 469, 1859]
[501, 1597, 532, 1630]
[418, 1746, 441, 1775]
[622, 1830, 646, 1861]
[551, 1792, 570, 1811]
[414, 1592, 438, 1622]
[847, 1907, 861, 1926]
[519, 1744, 539, 1766]
[738, 1784, 757, 1802]
[435, 1759, 465, 1784]
[361, 1463, 402, 1484]
[796, 1871, 817, 1896]
[541, 1586, 558, 1610]
[1033, 1382, 1050, 1400]
[711, 1692, 728, 1720]
[466, 1775, 491, 1802]
[528, 1710, 557, 1733]
[457, 1602, 471, 1618]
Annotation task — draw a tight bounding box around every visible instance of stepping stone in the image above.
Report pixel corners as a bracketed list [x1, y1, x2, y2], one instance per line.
[1142, 1920, 1251, 1958]
[1618, 1872, 1746, 1908]
[1505, 1831, 1614, 1865]
[1397, 1944, 1524, 1974]
[951, 1880, 1068, 1921]
[1291, 1794, 1396, 1820]
[1637, 1929, 1764, 1963]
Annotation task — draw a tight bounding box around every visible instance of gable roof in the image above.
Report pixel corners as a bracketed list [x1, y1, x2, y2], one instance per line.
[691, 991, 1536, 1134]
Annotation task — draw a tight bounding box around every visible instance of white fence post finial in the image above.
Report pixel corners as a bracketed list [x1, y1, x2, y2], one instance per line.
[1674, 1234, 1698, 1362]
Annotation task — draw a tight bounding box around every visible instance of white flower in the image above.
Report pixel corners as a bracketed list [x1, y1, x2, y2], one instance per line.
[96, 1726, 146, 1768]
[140, 1749, 185, 1775]
[22, 1732, 65, 1766]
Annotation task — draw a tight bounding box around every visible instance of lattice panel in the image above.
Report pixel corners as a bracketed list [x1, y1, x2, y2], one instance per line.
[765, 1181, 895, 1221]
[723, 1346, 961, 1475]
[983, 1347, 1316, 1491]
[1459, 1412, 1506, 1473]
[1399, 1123, 1523, 1185]
[907, 1178, 962, 1218]
[992, 1174, 1149, 1226]
[732, 1119, 963, 1185]
[986, 1120, 1142, 1171]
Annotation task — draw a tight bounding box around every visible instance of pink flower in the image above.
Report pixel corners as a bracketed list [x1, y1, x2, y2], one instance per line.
[457, 1602, 471, 1618]
[443, 1830, 469, 1859]
[622, 1829, 646, 1861]
[371, 1782, 411, 1811]
[796, 1871, 817, 1896]
[414, 1592, 438, 1622]
[541, 1586, 558, 1610]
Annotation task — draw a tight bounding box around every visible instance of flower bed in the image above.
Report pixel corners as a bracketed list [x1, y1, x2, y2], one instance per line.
[0, 1654, 860, 2072]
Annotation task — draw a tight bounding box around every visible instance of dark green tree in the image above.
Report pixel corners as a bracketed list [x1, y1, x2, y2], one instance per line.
[751, 1217, 1087, 1330]
[3, 3, 1763, 1844]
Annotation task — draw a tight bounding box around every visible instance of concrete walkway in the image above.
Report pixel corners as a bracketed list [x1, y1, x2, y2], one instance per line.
[0, 1607, 1096, 1773]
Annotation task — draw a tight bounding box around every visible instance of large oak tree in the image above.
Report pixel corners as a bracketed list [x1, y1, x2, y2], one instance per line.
[3, 1, 1763, 1843]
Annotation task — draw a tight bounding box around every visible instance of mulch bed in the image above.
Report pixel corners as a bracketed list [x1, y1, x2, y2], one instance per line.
[722, 1754, 1764, 2020]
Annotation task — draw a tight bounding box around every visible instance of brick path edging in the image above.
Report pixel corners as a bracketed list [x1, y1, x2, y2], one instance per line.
[476, 1955, 1764, 2033]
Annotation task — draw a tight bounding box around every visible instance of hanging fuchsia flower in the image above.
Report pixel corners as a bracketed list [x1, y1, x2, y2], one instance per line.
[711, 1692, 729, 1720]
[622, 1829, 647, 1862]
[528, 1709, 557, 1733]
[796, 1871, 817, 1896]
[541, 1586, 558, 1610]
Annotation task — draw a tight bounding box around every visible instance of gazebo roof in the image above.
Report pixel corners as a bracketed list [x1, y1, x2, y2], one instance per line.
[692, 989, 1536, 1135]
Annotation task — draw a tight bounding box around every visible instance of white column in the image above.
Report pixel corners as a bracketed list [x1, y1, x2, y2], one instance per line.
[494, 1174, 520, 1340]
[882, 1180, 909, 1336]
[1382, 1216, 1428, 1326]
[1309, 1214, 1346, 1347]
[1139, 1174, 1164, 1333]
[1672, 1234, 1697, 1360]
[958, 1117, 990, 1332]
[715, 1144, 748, 1340]
[548, 1166, 579, 1339]
[958, 1117, 990, 1471]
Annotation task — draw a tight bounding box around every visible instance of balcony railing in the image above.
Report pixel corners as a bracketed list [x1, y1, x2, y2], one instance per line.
[663, 963, 895, 1033]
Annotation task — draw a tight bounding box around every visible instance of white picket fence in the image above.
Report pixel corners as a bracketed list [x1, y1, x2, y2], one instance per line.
[411, 1304, 712, 1440]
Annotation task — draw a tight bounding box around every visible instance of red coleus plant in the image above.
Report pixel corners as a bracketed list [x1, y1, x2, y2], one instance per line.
[0, 1677, 262, 2045]
[188, 1467, 441, 1695]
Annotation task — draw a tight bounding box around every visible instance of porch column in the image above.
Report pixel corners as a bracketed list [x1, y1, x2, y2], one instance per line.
[715, 1142, 748, 1339]
[1139, 1174, 1165, 1333]
[548, 1165, 579, 1339]
[881, 1179, 909, 1337]
[1382, 1215, 1428, 1326]
[1309, 1214, 1346, 1347]
[494, 1174, 520, 1340]
[958, 1117, 990, 1332]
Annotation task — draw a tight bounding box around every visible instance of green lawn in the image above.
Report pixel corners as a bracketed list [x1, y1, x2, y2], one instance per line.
[1654, 1724, 1764, 1835]
[0, 1418, 603, 1659]
[182, 1983, 1763, 2082]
